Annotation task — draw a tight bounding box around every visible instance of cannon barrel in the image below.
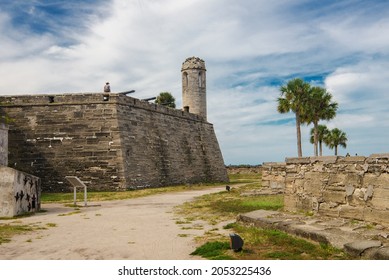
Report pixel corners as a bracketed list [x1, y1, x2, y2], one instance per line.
[142, 97, 156, 101]
[118, 90, 135, 95]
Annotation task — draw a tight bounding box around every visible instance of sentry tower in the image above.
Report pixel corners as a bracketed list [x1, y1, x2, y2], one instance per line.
[181, 57, 207, 121]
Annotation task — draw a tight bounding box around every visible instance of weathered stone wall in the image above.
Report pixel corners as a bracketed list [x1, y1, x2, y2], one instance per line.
[284, 154, 389, 225]
[0, 165, 41, 217]
[0, 123, 8, 166]
[261, 162, 286, 190]
[0, 93, 228, 192]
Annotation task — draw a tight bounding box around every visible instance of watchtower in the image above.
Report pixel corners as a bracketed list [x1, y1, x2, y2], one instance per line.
[181, 57, 207, 121]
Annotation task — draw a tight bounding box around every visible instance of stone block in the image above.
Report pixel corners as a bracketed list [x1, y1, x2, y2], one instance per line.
[322, 190, 346, 204]
[338, 205, 364, 221]
[0, 166, 41, 217]
[344, 173, 363, 186]
[284, 195, 298, 212]
[367, 153, 389, 162]
[261, 180, 270, 188]
[345, 185, 355, 196]
[338, 156, 366, 163]
[317, 202, 339, 217]
[363, 208, 389, 226]
[363, 173, 389, 187]
[327, 173, 347, 188]
[347, 189, 368, 207]
[310, 156, 338, 164]
[370, 187, 389, 209]
[285, 157, 311, 164]
[270, 180, 285, 189]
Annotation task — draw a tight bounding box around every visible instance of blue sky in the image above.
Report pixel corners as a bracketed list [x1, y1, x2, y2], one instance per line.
[1, 0, 388, 165]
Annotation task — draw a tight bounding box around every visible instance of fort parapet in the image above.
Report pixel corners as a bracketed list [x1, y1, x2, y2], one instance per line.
[0, 92, 228, 192]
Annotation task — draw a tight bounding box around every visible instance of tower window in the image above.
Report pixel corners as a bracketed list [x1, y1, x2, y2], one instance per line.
[183, 72, 188, 87]
[198, 72, 202, 87]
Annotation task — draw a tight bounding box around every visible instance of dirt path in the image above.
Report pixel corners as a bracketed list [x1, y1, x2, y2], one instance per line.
[0, 186, 229, 260]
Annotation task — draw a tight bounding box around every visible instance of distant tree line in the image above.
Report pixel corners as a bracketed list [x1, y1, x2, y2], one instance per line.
[277, 78, 348, 157]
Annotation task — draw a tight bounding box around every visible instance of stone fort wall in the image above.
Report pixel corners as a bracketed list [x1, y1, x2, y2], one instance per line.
[263, 155, 389, 225]
[0, 93, 228, 192]
[0, 123, 8, 166]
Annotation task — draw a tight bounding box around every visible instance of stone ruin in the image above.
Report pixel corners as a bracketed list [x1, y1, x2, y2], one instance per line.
[262, 154, 389, 226]
[0, 123, 41, 217]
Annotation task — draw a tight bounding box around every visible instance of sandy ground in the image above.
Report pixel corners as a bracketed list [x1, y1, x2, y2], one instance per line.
[0, 186, 231, 260]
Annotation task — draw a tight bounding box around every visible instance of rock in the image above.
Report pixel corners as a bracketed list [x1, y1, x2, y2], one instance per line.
[345, 185, 355, 196]
[343, 240, 382, 257]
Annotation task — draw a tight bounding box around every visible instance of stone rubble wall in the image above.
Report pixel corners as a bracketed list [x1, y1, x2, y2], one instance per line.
[0, 93, 228, 192]
[284, 154, 389, 225]
[261, 154, 389, 225]
[261, 162, 286, 190]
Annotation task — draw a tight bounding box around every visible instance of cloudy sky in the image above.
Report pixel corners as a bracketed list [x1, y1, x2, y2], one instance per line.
[0, 0, 388, 165]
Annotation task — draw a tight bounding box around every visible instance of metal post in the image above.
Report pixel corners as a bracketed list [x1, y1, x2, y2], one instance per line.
[74, 186, 77, 206]
[84, 185, 87, 207]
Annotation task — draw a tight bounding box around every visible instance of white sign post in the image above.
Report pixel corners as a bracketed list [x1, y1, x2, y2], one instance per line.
[65, 176, 88, 207]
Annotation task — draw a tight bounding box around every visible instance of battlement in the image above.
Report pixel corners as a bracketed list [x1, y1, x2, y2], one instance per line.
[0, 93, 206, 123]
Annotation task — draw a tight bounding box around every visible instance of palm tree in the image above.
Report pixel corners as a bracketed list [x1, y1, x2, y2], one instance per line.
[310, 124, 330, 156]
[304, 87, 338, 156]
[325, 128, 348, 156]
[278, 78, 311, 157]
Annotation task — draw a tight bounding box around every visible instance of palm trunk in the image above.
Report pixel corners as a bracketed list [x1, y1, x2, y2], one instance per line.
[319, 140, 323, 156]
[335, 145, 338, 156]
[296, 112, 302, 157]
[313, 121, 319, 156]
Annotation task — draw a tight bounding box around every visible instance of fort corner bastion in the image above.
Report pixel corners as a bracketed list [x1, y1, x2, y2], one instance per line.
[0, 57, 228, 192]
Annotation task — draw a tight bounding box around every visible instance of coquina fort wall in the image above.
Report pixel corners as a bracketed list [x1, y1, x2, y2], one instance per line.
[263, 154, 389, 225]
[0, 93, 228, 192]
[0, 57, 228, 192]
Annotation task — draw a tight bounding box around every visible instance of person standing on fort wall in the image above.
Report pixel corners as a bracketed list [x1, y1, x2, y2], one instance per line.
[104, 82, 111, 92]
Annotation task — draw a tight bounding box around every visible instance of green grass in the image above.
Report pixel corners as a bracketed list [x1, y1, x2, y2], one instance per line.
[191, 241, 234, 260]
[0, 224, 35, 245]
[228, 173, 262, 184]
[175, 184, 283, 224]
[191, 223, 352, 260]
